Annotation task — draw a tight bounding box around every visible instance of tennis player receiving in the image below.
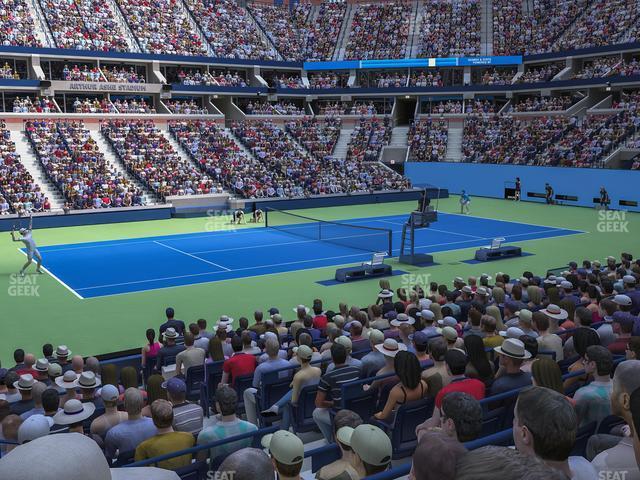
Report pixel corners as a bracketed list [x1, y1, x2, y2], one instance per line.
[11, 215, 43, 276]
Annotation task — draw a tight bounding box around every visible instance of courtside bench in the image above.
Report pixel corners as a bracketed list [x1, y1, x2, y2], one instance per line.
[335, 263, 392, 282]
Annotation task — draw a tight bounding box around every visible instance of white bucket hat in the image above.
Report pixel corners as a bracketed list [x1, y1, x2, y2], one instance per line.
[375, 338, 407, 357]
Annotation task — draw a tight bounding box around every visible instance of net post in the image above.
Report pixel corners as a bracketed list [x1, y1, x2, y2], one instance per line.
[388, 230, 393, 257]
[265, 207, 269, 228]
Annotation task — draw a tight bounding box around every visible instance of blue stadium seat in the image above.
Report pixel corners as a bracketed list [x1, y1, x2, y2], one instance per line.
[306, 443, 341, 473]
[174, 460, 208, 479]
[111, 449, 135, 467]
[464, 428, 514, 450]
[185, 365, 205, 401]
[233, 374, 255, 412]
[373, 397, 434, 459]
[256, 368, 295, 427]
[351, 348, 372, 360]
[571, 421, 597, 457]
[291, 385, 319, 433]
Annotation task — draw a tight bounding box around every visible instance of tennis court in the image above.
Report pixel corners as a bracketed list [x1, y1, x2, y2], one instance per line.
[31, 210, 584, 299]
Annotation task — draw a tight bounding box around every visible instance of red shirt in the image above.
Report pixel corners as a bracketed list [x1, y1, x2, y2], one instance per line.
[313, 315, 328, 331]
[435, 377, 486, 408]
[608, 337, 630, 355]
[223, 353, 256, 386]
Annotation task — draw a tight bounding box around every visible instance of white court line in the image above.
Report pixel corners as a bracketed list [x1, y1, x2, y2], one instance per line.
[373, 218, 485, 240]
[153, 241, 231, 271]
[17, 248, 84, 299]
[75, 228, 586, 294]
[438, 211, 587, 233]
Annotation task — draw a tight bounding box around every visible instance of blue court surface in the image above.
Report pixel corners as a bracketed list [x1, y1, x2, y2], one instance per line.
[31, 212, 584, 299]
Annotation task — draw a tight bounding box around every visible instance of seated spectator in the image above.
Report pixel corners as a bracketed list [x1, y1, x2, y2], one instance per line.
[134, 399, 195, 470]
[591, 360, 640, 478]
[490, 338, 533, 395]
[18, 382, 47, 419]
[514, 386, 598, 478]
[222, 335, 257, 387]
[53, 399, 95, 434]
[313, 343, 361, 442]
[197, 385, 256, 463]
[175, 332, 205, 377]
[155, 328, 185, 371]
[534, 311, 564, 361]
[90, 384, 127, 440]
[374, 351, 428, 421]
[261, 430, 305, 480]
[421, 337, 452, 397]
[335, 424, 393, 476]
[531, 357, 575, 406]
[411, 429, 467, 480]
[315, 409, 365, 480]
[574, 345, 613, 427]
[215, 447, 275, 480]
[17, 414, 52, 444]
[10, 374, 36, 416]
[435, 349, 485, 408]
[464, 335, 495, 386]
[161, 377, 203, 436]
[105, 387, 156, 461]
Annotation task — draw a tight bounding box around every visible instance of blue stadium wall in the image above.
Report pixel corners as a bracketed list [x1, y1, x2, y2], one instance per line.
[405, 163, 640, 212]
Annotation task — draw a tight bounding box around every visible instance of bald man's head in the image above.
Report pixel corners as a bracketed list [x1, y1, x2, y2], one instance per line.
[217, 448, 274, 480]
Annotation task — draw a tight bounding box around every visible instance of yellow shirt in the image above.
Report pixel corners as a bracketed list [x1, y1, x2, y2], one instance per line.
[135, 431, 195, 470]
[483, 334, 504, 349]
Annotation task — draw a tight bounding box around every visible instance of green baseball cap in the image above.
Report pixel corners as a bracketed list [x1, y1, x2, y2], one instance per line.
[346, 424, 392, 466]
[261, 430, 304, 465]
[295, 345, 313, 361]
[335, 335, 352, 352]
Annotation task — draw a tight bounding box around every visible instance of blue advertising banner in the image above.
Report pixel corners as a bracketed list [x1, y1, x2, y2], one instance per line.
[304, 56, 523, 71]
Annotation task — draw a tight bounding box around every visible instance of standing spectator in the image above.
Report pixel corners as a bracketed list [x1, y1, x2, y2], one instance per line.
[574, 345, 613, 427]
[197, 385, 257, 463]
[90, 384, 127, 440]
[261, 430, 305, 480]
[135, 399, 195, 470]
[514, 386, 598, 479]
[175, 332, 205, 377]
[104, 387, 157, 461]
[221, 335, 257, 387]
[490, 339, 533, 395]
[162, 377, 203, 436]
[313, 343, 361, 442]
[159, 307, 185, 339]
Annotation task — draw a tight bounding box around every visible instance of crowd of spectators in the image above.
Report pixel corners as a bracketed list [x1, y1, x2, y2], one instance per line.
[72, 97, 116, 114]
[0, 122, 46, 215]
[247, 3, 310, 61]
[267, 73, 304, 89]
[477, 68, 516, 86]
[112, 98, 155, 114]
[316, 101, 350, 116]
[516, 63, 562, 84]
[465, 100, 499, 115]
[424, 99, 463, 115]
[408, 117, 449, 162]
[116, 0, 208, 56]
[346, 116, 392, 162]
[2, 254, 640, 479]
[0, 62, 21, 80]
[417, 0, 480, 57]
[362, 72, 407, 88]
[169, 119, 263, 198]
[573, 56, 622, 79]
[286, 116, 341, 161]
[612, 90, 640, 110]
[308, 72, 348, 89]
[164, 99, 208, 115]
[554, 0, 640, 53]
[344, 3, 411, 60]
[409, 69, 444, 87]
[25, 119, 142, 208]
[0, 0, 43, 47]
[38, 0, 129, 51]
[61, 64, 103, 82]
[102, 66, 145, 84]
[182, 0, 275, 60]
[11, 97, 57, 113]
[302, 1, 345, 62]
[512, 95, 575, 112]
[101, 119, 214, 198]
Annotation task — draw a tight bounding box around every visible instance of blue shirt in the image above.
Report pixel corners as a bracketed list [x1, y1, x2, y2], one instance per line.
[197, 416, 257, 461]
[105, 417, 157, 459]
[360, 350, 386, 378]
[252, 357, 291, 388]
[489, 371, 532, 396]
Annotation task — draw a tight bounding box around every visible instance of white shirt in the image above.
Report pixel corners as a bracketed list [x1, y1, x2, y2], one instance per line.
[569, 456, 598, 480]
[20, 231, 37, 253]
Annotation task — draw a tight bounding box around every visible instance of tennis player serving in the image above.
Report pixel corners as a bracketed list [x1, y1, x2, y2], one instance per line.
[11, 214, 43, 276]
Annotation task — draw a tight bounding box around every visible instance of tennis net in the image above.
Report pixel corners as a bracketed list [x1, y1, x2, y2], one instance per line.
[265, 208, 392, 254]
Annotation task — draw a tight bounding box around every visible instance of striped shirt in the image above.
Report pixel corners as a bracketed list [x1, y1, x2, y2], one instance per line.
[172, 402, 204, 435]
[574, 381, 612, 428]
[318, 365, 361, 404]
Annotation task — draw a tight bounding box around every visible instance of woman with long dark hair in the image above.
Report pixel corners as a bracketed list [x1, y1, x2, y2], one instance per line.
[374, 351, 428, 420]
[464, 335, 494, 386]
[141, 328, 161, 371]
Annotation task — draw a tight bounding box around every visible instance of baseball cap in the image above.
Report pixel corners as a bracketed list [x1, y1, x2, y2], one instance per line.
[368, 329, 384, 344]
[47, 363, 62, 378]
[613, 294, 632, 306]
[419, 298, 433, 310]
[335, 336, 352, 352]
[161, 377, 186, 394]
[261, 430, 304, 465]
[348, 425, 392, 466]
[411, 331, 429, 347]
[17, 414, 54, 444]
[441, 326, 458, 341]
[437, 316, 457, 327]
[417, 309, 435, 321]
[499, 326, 525, 338]
[100, 384, 120, 402]
[295, 345, 313, 361]
[623, 275, 637, 284]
